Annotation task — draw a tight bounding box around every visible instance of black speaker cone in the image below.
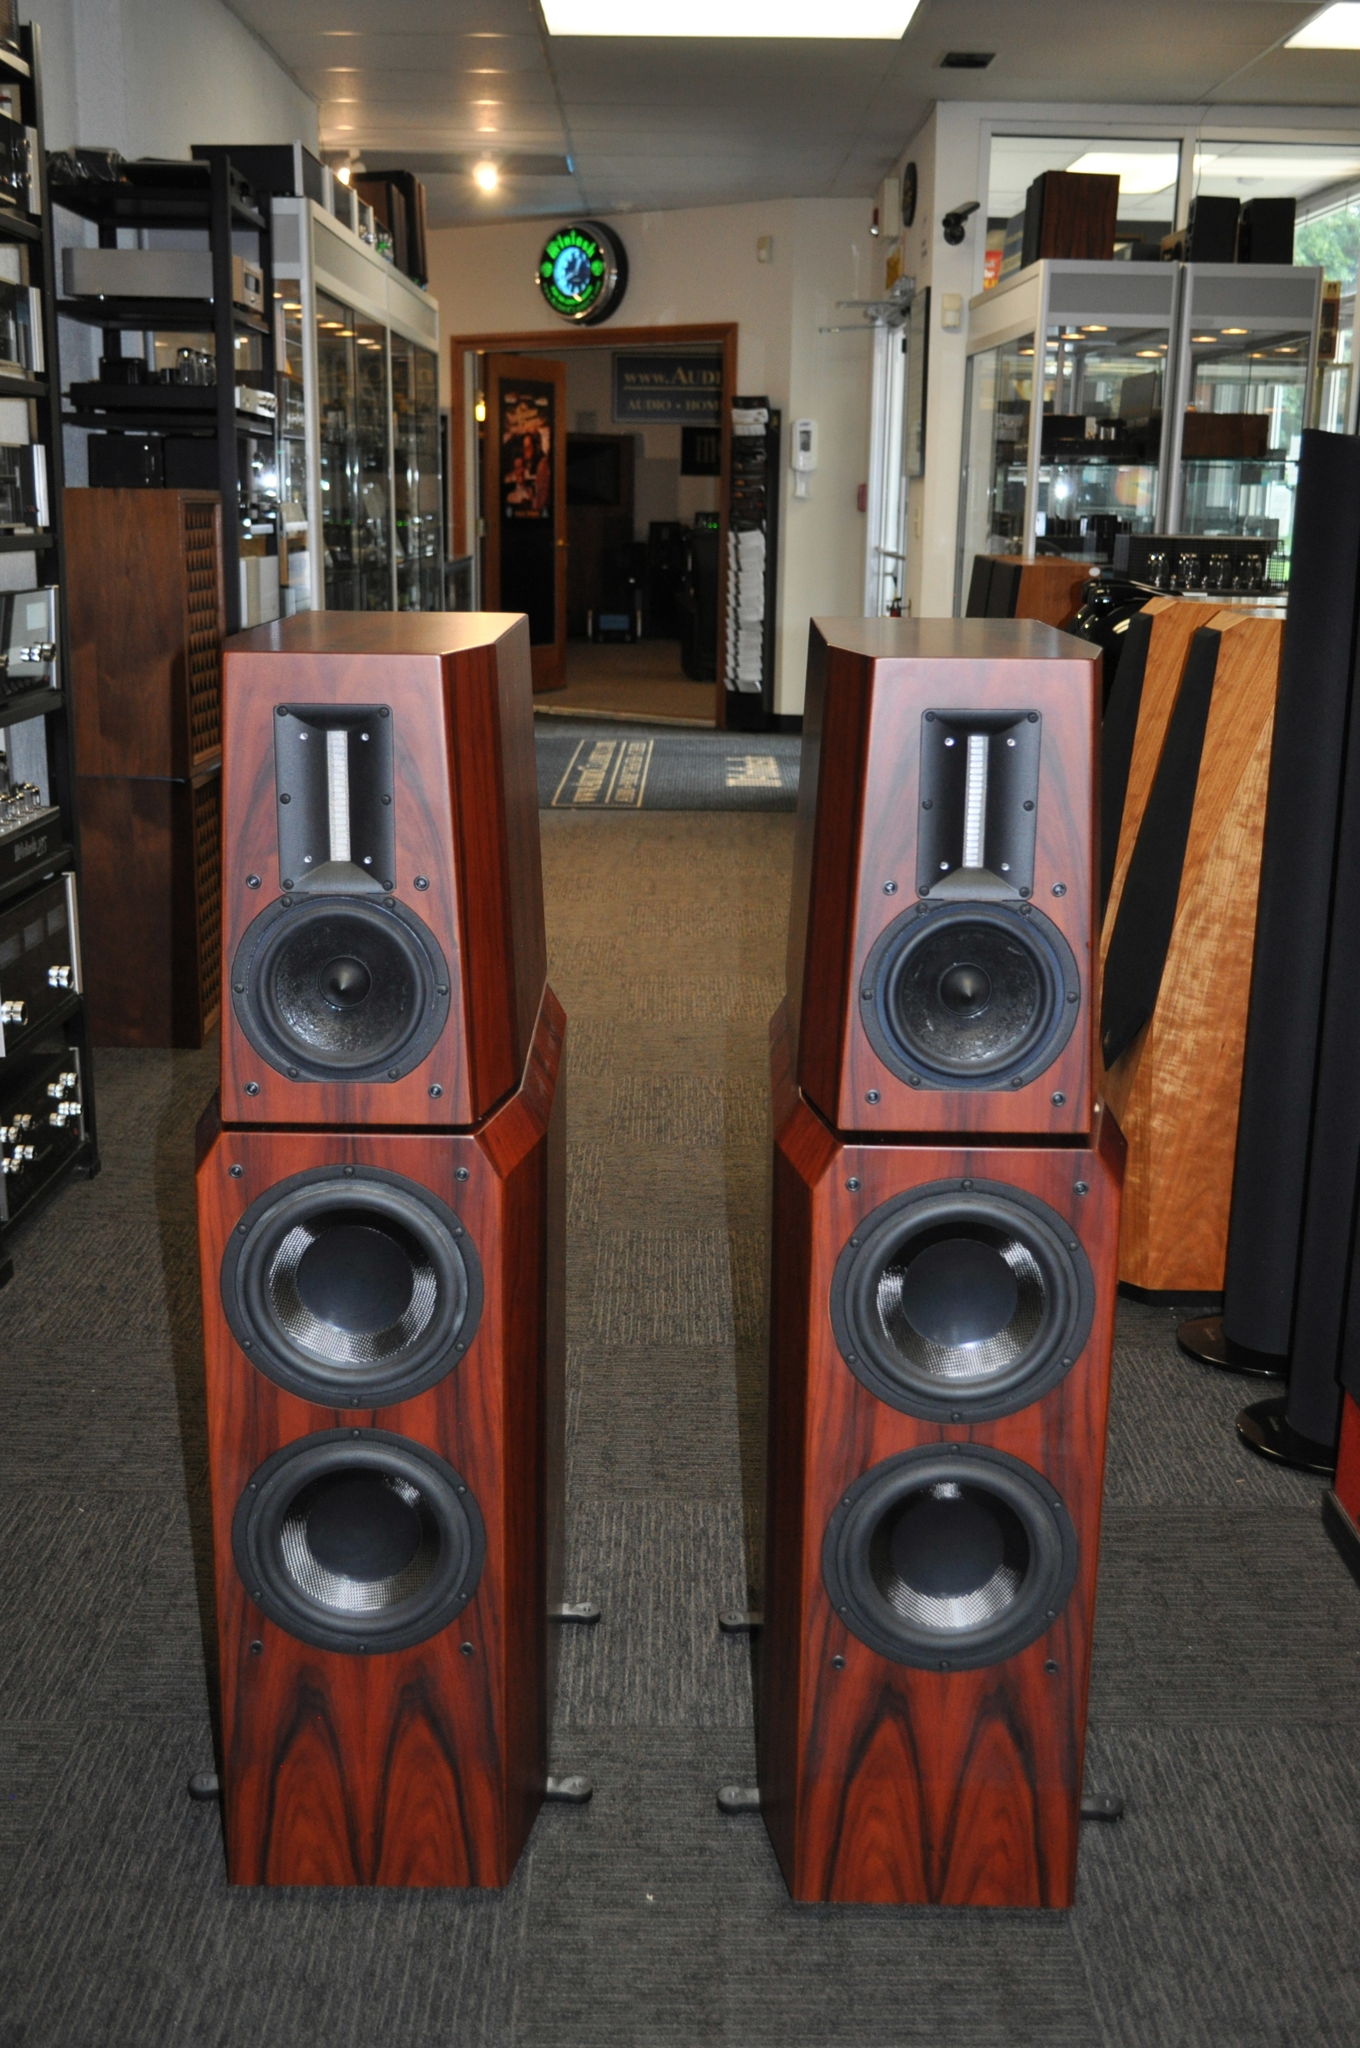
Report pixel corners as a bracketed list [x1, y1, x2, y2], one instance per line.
[822, 1446, 1077, 1669]
[860, 903, 1078, 1091]
[222, 1166, 482, 1407]
[231, 894, 450, 1083]
[831, 1180, 1093, 1421]
[234, 1430, 485, 1653]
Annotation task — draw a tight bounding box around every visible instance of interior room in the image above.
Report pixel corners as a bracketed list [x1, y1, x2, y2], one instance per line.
[4, 4, 1360, 2045]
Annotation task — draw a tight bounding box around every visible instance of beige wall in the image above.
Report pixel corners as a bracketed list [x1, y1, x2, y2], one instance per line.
[427, 197, 874, 716]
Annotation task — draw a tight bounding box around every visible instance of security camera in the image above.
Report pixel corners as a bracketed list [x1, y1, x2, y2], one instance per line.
[942, 200, 980, 246]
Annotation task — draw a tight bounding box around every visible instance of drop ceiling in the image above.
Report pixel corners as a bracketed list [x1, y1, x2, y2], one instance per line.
[224, 0, 1360, 227]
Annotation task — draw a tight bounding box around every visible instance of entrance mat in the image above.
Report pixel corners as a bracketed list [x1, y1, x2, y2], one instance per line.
[536, 719, 799, 811]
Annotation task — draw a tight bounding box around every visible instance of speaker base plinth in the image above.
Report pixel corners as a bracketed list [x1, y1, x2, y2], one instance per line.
[1236, 1395, 1336, 1476]
[1177, 1314, 1287, 1380]
[1322, 1488, 1360, 1592]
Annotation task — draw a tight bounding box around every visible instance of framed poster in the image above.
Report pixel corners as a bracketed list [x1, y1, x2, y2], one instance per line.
[905, 286, 930, 480]
[499, 380, 554, 523]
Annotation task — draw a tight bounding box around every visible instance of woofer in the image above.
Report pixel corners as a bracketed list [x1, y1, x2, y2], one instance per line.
[831, 1179, 1093, 1421]
[221, 1166, 482, 1407]
[860, 903, 1078, 1091]
[230, 895, 451, 1083]
[233, 1429, 486, 1654]
[822, 1445, 1078, 1670]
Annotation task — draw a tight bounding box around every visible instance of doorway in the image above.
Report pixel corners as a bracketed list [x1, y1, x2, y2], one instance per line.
[451, 322, 737, 727]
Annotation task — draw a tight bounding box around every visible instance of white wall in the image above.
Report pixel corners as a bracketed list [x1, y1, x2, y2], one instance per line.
[28, 0, 318, 156]
[427, 197, 874, 716]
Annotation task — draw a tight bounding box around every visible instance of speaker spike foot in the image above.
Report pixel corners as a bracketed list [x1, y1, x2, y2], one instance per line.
[544, 1774, 593, 1804]
[187, 1771, 220, 1802]
[1236, 1396, 1336, 1476]
[549, 1600, 601, 1625]
[1081, 1792, 1125, 1823]
[717, 1784, 761, 1815]
[1177, 1314, 1286, 1380]
[718, 1610, 763, 1634]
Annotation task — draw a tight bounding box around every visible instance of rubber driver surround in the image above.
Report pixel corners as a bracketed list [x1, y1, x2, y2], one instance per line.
[821, 1443, 1078, 1670]
[233, 1428, 485, 1655]
[830, 1178, 1094, 1422]
[221, 1165, 482, 1408]
[859, 900, 1080, 1092]
[230, 892, 451, 1085]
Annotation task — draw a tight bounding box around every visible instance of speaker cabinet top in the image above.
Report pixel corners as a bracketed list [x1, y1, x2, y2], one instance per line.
[227, 611, 530, 660]
[219, 610, 546, 1132]
[788, 616, 1101, 1139]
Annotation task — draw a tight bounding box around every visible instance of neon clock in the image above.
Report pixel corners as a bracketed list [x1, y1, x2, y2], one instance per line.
[536, 221, 628, 325]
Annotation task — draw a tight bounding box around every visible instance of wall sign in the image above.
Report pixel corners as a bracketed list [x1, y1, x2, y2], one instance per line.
[613, 352, 722, 426]
[537, 221, 628, 325]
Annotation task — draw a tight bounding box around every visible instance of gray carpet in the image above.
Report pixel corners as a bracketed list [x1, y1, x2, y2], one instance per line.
[536, 717, 799, 810]
[2, 809, 1358, 2048]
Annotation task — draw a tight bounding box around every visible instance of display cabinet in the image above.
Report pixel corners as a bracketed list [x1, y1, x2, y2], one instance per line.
[1163, 263, 1322, 561]
[0, 23, 98, 1286]
[958, 261, 1182, 608]
[959, 258, 1323, 606]
[53, 146, 279, 633]
[269, 197, 441, 613]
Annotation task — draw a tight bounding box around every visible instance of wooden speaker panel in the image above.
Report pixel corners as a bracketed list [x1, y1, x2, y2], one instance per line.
[195, 989, 564, 1887]
[787, 618, 1100, 1139]
[758, 1004, 1124, 1908]
[218, 611, 546, 1130]
[1101, 611, 1281, 1294]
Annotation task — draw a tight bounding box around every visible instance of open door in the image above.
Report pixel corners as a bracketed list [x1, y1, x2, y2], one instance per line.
[481, 353, 567, 692]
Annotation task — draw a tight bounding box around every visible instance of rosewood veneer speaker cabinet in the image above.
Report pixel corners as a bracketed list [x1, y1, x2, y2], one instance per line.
[196, 612, 564, 1888]
[759, 618, 1124, 1909]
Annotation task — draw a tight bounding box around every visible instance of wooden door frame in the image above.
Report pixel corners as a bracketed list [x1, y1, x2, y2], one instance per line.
[451, 321, 738, 728]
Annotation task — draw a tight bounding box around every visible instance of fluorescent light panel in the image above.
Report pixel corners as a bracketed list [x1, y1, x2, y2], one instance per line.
[1286, 4, 1360, 47]
[1066, 149, 1178, 194]
[542, 0, 920, 34]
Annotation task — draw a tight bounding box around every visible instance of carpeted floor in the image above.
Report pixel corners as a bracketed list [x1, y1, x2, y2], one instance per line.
[536, 718, 799, 810]
[1, 809, 1359, 2048]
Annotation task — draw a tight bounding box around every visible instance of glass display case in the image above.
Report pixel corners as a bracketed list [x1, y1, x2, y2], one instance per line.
[959, 259, 1323, 606]
[1163, 263, 1322, 569]
[270, 197, 441, 613]
[959, 261, 1182, 608]
[390, 332, 442, 611]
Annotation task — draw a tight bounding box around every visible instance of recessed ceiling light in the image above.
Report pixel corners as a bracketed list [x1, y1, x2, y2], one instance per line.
[1066, 150, 1178, 195]
[1286, 3, 1360, 47]
[542, 0, 920, 33]
[473, 161, 500, 193]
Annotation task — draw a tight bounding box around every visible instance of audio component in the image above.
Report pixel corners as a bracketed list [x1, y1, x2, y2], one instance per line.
[195, 989, 564, 1887]
[0, 870, 81, 1057]
[0, 1045, 84, 1230]
[756, 618, 1123, 1908]
[0, 585, 58, 703]
[786, 618, 1100, 1140]
[218, 612, 544, 1130]
[758, 1009, 1123, 1907]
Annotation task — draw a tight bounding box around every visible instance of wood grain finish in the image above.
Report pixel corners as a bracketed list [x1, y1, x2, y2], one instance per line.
[66, 488, 225, 779]
[1101, 610, 1281, 1293]
[218, 611, 546, 1131]
[787, 618, 1100, 1139]
[758, 1003, 1125, 1907]
[76, 764, 221, 1048]
[994, 556, 1091, 630]
[195, 987, 565, 1888]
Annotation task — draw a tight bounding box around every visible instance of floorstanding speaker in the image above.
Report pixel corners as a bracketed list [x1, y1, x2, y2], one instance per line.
[1178, 432, 1360, 1404]
[786, 619, 1101, 1142]
[757, 1006, 1124, 1907]
[218, 612, 545, 1131]
[1100, 610, 1281, 1296]
[195, 988, 564, 1887]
